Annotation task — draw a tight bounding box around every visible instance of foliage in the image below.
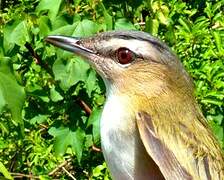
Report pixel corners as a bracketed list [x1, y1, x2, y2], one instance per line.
[0, 0, 223, 179]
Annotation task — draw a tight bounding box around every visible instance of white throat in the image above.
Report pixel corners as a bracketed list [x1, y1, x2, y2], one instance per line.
[100, 85, 155, 179]
[100, 91, 135, 179]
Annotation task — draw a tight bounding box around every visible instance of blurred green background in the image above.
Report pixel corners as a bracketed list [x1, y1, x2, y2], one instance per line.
[0, 0, 223, 179]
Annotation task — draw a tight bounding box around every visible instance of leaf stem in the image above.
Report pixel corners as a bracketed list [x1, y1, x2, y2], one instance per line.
[25, 42, 54, 77]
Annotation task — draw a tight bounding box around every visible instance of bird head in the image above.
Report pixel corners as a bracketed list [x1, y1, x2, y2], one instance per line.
[46, 31, 194, 108]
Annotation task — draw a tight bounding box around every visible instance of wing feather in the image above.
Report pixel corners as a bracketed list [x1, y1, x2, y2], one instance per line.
[136, 111, 224, 180]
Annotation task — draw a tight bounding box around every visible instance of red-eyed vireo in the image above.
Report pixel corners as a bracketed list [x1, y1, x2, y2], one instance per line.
[46, 31, 224, 180]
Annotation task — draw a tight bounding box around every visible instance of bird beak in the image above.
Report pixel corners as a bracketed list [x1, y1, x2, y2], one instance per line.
[45, 35, 95, 58]
[45, 35, 111, 81]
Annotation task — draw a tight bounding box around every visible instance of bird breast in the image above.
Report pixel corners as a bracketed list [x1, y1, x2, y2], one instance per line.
[100, 92, 137, 178]
[100, 93, 159, 179]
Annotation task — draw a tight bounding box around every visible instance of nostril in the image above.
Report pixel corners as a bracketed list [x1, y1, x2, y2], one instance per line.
[76, 40, 81, 45]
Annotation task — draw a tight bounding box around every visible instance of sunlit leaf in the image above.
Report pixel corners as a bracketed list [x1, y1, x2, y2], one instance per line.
[85, 69, 97, 97]
[53, 56, 90, 91]
[48, 126, 85, 162]
[115, 18, 136, 30]
[36, 0, 62, 21]
[87, 108, 102, 143]
[178, 18, 191, 32]
[145, 16, 159, 35]
[30, 115, 49, 124]
[0, 57, 25, 129]
[4, 20, 30, 50]
[213, 31, 223, 53]
[0, 162, 13, 180]
[50, 86, 63, 102]
[72, 20, 99, 37]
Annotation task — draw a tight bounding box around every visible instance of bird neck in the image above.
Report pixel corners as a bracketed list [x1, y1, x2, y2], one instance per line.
[107, 79, 205, 130]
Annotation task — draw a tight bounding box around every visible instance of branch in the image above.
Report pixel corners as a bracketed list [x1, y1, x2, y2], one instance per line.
[48, 159, 72, 176]
[62, 167, 76, 180]
[77, 98, 92, 116]
[10, 172, 39, 179]
[92, 145, 101, 152]
[25, 42, 54, 77]
[25, 42, 41, 64]
[134, 22, 145, 26]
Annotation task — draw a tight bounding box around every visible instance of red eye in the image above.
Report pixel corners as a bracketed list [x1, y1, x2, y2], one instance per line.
[117, 48, 134, 65]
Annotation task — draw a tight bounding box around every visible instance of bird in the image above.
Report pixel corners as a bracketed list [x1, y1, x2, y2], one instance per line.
[45, 30, 224, 180]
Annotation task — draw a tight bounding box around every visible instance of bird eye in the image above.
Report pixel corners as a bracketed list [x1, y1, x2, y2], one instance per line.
[116, 48, 134, 65]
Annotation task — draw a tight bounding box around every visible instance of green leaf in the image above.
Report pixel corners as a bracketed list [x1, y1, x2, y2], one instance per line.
[10, 20, 30, 46]
[87, 108, 102, 143]
[39, 175, 52, 180]
[0, 122, 9, 135]
[157, 11, 169, 25]
[72, 19, 99, 37]
[0, 36, 4, 57]
[38, 16, 51, 37]
[178, 18, 191, 32]
[53, 57, 90, 91]
[36, 0, 62, 21]
[27, 87, 50, 103]
[0, 137, 8, 149]
[3, 21, 17, 54]
[92, 164, 106, 177]
[85, 69, 97, 97]
[3, 20, 30, 51]
[213, 31, 223, 53]
[99, 2, 113, 30]
[207, 114, 223, 125]
[50, 23, 78, 36]
[50, 86, 63, 102]
[209, 121, 223, 147]
[0, 88, 6, 112]
[145, 16, 159, 35]
[115, 18, 136, 30]
[0, 162, 13, 180]
[0, 57, 25, 129]
[30, 115, 49, 125]
[201, 98, 222, 106]
[70, 128, 85, 162]
[48, 126, 85, 162]
[91, 162, 109, 179]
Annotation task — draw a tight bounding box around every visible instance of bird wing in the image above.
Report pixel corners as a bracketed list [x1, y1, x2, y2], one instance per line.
[136, 111, 224, 180]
